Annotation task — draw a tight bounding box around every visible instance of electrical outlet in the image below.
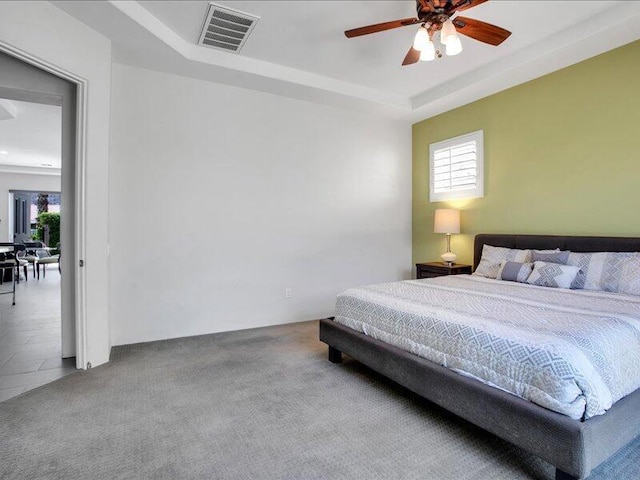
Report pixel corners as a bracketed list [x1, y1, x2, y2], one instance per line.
[285, 288, 292, 299]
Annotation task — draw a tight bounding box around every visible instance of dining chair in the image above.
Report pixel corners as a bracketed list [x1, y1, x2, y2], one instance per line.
[23, 241, 45, 279]
[36, 248, 60, 279]
[13, 244, 28, 283]
[0, 243, 17, 305]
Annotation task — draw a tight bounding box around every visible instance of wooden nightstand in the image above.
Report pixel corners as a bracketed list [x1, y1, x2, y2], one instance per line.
[416, 262, 472, 279]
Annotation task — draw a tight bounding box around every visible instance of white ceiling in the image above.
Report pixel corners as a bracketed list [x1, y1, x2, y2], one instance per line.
[53, 1, 640, 120]
[0, 99, 62, 172]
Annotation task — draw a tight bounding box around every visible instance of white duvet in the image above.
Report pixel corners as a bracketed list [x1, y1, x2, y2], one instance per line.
[334, 275, 640, 419]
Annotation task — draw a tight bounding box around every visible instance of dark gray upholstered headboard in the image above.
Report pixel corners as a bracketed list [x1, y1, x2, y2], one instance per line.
[473, 234, 640, 270]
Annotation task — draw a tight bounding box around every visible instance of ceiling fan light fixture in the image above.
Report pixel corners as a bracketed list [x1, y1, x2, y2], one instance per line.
[445, 35, 463, 56]
[440, 19, 457, 45]
[413, 25, 429, 51]
[419, 40, 436, 61]
[344, 0, 512, 67]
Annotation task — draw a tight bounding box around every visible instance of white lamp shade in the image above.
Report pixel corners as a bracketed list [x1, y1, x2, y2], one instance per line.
[434, 209, 460, 234]
[413, 26, 429, 51]
[419, 40, 436, 61]
[440, 19, 457, 45]
[445, 35, 463, 56]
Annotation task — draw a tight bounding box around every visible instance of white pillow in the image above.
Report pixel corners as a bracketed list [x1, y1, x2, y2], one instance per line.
[619, 254, 640, 296]
[474, 245, 532, 279]
[567, 251, 640, 294]
[526, 261, 581, 289]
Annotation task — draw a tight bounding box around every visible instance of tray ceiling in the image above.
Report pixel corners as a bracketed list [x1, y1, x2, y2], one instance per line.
[53, 1, 640, 120]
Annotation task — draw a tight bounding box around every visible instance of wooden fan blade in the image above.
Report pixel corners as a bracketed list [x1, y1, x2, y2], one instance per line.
[452, 16, 511, 46]
[402, 47, 420, 66]
[345, 17, 420, 38]
[447, 0, 489, 14]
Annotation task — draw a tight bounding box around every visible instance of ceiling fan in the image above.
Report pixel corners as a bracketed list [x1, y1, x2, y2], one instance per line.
[345, 0, 511, 66]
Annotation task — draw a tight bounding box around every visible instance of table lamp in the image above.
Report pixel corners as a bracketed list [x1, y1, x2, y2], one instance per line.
[434, 209, 460, 265]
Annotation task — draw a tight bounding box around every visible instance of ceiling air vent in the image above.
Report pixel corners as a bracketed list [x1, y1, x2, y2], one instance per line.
[198, 3, 259, 53]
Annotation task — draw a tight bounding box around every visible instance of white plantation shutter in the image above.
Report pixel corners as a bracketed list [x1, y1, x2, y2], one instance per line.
[429, 130, 484, 202]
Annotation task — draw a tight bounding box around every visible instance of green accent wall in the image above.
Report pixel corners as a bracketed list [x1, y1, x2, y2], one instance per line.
[413, 40, 640, 268]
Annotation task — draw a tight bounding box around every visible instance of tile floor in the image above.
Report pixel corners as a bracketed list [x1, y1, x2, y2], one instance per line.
[0, 265, 77, 402]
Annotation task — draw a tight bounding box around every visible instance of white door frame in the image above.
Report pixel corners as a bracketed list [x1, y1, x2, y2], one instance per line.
[0, 40, 88, 369]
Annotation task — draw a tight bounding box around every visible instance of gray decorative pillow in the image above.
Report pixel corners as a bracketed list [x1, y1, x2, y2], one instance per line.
[497, 261, 534, 283]
[526, 261, 581, 289]
[474, 245, 532, 279]
[531, 250, 569, 265]
[567, 251, 640, 294]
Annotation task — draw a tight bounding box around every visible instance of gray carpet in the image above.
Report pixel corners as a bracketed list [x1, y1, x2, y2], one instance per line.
[0, 321, 638, 479]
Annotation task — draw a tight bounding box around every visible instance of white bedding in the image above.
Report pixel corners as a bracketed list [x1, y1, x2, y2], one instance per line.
[334, 275, 640, 419]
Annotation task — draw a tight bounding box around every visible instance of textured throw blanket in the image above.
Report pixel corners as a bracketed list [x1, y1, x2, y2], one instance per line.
[335, 275, 640, 419]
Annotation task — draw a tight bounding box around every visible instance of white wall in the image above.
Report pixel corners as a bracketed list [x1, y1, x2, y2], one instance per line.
[0, 172, 61, 241]
[109, 64, 411, 345]
[0, 1, 112, 367]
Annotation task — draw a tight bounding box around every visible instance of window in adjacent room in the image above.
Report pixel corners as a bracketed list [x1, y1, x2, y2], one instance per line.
[429, 130, 484, 202]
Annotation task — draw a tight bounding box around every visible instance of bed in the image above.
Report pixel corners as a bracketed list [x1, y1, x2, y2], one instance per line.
[319, 234, 640, 480]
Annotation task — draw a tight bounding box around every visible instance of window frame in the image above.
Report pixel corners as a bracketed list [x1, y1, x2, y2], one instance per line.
[429, 129, 484, 202]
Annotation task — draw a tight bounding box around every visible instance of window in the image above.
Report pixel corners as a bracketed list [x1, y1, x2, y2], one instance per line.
[429, 130, 484, 202]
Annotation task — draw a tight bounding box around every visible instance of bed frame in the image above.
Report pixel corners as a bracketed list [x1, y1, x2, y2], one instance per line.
[319, 234, 640, 480]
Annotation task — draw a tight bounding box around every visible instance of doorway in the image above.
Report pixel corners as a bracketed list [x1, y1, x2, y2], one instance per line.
[12, 192, 30, 242]
[0, 51, 79, 401]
